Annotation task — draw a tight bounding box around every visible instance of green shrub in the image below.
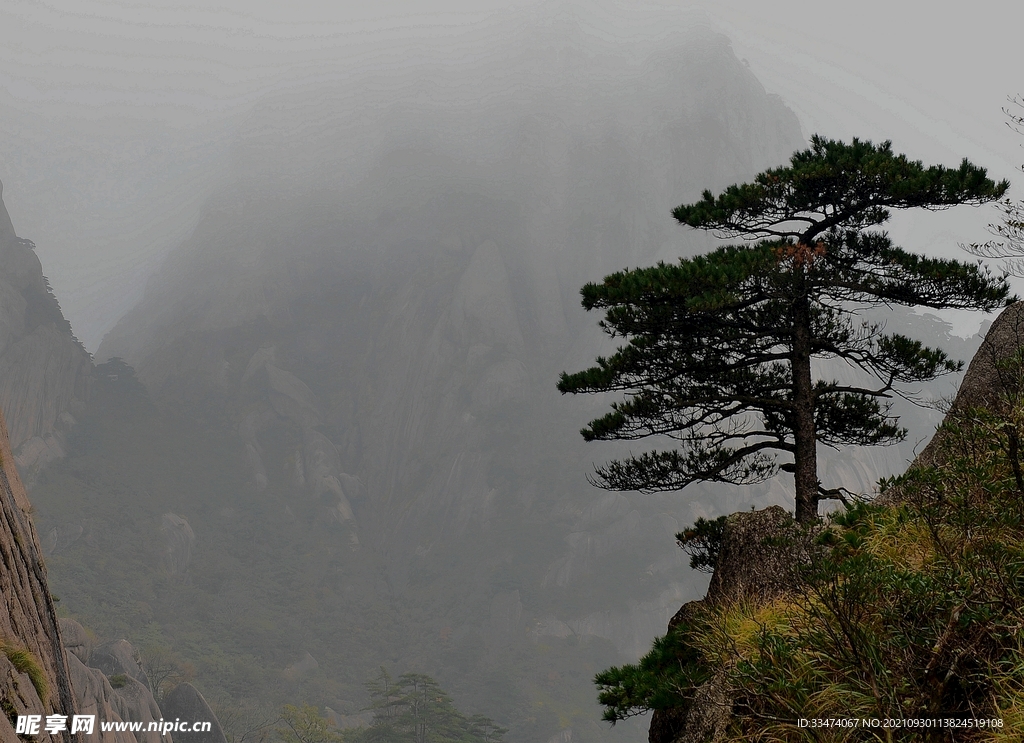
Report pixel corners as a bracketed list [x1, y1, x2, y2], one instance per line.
[109, 673, 129, 689]
[675, 516, 728, 573]
[595, 616, 710, 723]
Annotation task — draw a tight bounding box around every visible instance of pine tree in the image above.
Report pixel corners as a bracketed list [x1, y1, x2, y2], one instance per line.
[356, 669, 506, 743]
[559, 136, 1012, 523]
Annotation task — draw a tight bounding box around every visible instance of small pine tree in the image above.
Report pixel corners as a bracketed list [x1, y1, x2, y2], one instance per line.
[354, 669, 506, 743]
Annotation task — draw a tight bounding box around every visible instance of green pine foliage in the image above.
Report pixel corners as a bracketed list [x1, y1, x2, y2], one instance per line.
[594, 621, 709, 724]
[560, 136, 1012, 523]
[357, 669, 506, 743]
[675, 516, 728, 574]
[594, 365, 1024, 740]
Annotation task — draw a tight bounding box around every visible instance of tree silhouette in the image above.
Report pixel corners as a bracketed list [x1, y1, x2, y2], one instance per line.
[560, 136, 1011, 522]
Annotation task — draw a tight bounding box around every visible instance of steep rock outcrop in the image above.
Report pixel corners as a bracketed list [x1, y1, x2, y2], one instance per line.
[61, 622, 173, 743]
[0, 180, 91, 476]
[649, 506, 805, 743]
[160, 514, 196, 576]
[160, 684, 227, 743]
[0, 405, 78, 741]
[913, 300, 1024, 470]
[66, 654, 139, 743]
[236, 346, 360, 543]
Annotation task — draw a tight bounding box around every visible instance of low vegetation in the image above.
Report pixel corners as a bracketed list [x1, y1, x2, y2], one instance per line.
[0, 639, 48, 703]
[596, 356, 1024, 740]
[273, 670, 506, 743]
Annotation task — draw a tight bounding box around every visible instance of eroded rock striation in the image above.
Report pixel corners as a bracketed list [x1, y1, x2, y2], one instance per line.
[59, 620, 172, 743]
[0, 405, 79, 741]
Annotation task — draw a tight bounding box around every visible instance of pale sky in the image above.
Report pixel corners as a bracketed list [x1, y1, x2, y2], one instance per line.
[2, 0, 1022, 347]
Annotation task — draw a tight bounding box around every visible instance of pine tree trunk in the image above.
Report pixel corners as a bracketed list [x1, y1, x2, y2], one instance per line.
[791, 291, 819, 524]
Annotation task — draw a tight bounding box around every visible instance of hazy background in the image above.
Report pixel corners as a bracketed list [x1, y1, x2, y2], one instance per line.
[2, 2, 1023, 741]
[2, 0, 1022, 350]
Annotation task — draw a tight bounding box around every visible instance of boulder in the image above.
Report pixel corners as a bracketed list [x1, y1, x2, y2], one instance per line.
[91, 640, 150, 689]
[60, 627, 174, 743]
[66, 652, 138, 743]
[160, 513, 195, 575]
[58, 618, 91, 664]
[109, 675, 166, 743]
[160, 683, 227, 743]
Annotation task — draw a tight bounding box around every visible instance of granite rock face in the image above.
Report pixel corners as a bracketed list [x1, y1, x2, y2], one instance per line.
[108, 675, 166, 743]
[62, 630, 177, 743]
[914, 300, 1024, 470]
[0, 180, 91, 477]
[0, 404, 79, 741]
[160, 514, 196, 576]
[66, 653, 141, 743]
[160, 684, 227, 743]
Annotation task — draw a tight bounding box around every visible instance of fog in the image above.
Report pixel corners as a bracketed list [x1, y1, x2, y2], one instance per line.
[2, 1, 1022, 741]
[3, 0, 1021, 349]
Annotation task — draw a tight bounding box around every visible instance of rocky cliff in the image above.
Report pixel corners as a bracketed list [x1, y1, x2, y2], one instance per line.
[0, 404, 78, 742]
[0, 181, 91, 478]
[913, 300, 1024, 471]
[0, 181, 229, 741]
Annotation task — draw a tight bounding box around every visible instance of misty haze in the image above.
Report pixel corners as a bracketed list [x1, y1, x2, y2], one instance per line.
[1, 2, 1022, 742]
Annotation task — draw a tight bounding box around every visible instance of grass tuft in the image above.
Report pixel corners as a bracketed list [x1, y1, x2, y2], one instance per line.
[1, 639, 48, 704]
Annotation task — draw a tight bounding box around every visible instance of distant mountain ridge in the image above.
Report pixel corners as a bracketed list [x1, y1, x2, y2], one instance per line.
[0, 180, 91, 478]
[79, 32, 808, 740]
[27, 27, 869, 743]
